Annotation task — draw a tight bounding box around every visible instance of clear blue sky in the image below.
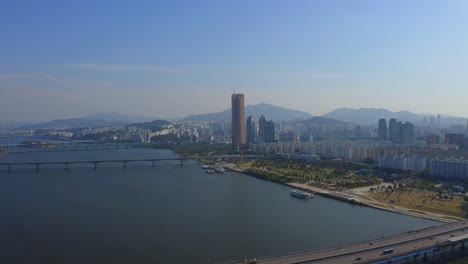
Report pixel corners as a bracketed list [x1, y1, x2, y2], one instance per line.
[1, 0, 467, 122]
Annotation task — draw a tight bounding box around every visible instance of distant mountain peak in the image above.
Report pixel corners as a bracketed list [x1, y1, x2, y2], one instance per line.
[184, 103, 312, 122]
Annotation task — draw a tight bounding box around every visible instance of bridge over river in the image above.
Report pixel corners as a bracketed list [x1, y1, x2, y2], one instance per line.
[0, 155, 262, 172]
[234, 221, 468, 264]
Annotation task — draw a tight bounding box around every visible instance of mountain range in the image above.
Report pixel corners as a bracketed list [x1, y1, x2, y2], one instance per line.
[20, 118, 128, 129]
[301, 116, 347, 126]
[14, 105, 468, 130]
[183, 103, 312, 122]
[323, 108, 467, 127]
[83, 112, 158, 123]
[19, 113, 161, 129]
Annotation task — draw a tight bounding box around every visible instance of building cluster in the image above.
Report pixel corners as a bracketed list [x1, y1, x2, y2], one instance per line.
[246, 115, 275, 144]
[252, 140, 387, 161]
[168, 121, 231, 144]
[229, 94, 468, 179]
[378, 118, 415, 144]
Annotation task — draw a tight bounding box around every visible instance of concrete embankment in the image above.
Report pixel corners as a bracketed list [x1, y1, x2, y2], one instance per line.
[287, 182, 365, 206]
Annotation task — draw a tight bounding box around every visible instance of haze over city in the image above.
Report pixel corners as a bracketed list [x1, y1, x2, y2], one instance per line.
[5, 1, 468, 264]
[1, 0, 468, 122]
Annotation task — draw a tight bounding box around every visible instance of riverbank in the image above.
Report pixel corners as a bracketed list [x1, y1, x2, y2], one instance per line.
[216, 161, 460, 223]
[288, 182, 461, 223]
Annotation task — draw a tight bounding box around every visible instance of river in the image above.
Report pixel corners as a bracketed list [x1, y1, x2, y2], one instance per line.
[0, 147, 441, 263]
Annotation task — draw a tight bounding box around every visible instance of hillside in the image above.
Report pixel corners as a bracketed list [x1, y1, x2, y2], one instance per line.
[184, 103, 312, 122]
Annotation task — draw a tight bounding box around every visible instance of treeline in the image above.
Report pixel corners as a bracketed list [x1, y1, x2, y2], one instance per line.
[244, 168, 293, 185]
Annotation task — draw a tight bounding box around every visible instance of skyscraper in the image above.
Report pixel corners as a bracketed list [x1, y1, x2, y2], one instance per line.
[264, 120, 275, 142]
[258, 115, 266, 140]
[246, 115, 256, 145]
[389, 118, 398, 142]
[258, 115, 275, 143]
[465, 120, 468, 137]
[231, 93, 245, 150]
[378, 119, 387, 141]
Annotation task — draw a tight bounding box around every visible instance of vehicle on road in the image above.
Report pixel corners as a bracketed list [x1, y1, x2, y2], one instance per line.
[383, 248, 394, 255]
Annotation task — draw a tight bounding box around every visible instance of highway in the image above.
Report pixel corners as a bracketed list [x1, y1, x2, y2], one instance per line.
[254, 221, 468, 264]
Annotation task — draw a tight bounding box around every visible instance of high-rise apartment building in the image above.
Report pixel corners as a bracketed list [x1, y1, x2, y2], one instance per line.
[445, 133, 465, 147]
[400, 122, 415, 144]
[378, 119, 387, 141]
[231, 93, 245, 150]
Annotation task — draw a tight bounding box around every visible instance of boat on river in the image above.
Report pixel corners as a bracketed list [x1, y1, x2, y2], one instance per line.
[290, 189, 314, 199]
[213, 165, 225, 173]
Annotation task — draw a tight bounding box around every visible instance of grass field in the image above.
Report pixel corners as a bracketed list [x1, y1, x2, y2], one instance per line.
[370, 188, 466, 217]
[238, 160, 380, 190]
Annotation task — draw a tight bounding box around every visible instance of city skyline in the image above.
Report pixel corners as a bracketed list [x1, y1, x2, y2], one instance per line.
[2, 1, 468, 122]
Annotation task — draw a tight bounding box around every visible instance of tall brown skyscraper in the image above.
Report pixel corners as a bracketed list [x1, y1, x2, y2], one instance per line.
[231, 93, 245, 150]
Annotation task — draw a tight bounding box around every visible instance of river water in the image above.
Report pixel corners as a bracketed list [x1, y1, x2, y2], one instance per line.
[0, 147, 441, 264]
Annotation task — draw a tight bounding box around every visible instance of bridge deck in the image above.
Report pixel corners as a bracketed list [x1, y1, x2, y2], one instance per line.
[0, 157, 189, 166]
[253, 221, 468, 264]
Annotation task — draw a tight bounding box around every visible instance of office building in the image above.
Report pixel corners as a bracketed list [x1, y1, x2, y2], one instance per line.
[264, 120, 275, 142]
[231, 93, 245, 150]
[246, 115, 257, 145]
[378, 119, 387, 141]
[258, 115, 275, 143]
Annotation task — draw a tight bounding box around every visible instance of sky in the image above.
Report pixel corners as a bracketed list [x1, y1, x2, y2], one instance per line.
[1, 0, 468, 122]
